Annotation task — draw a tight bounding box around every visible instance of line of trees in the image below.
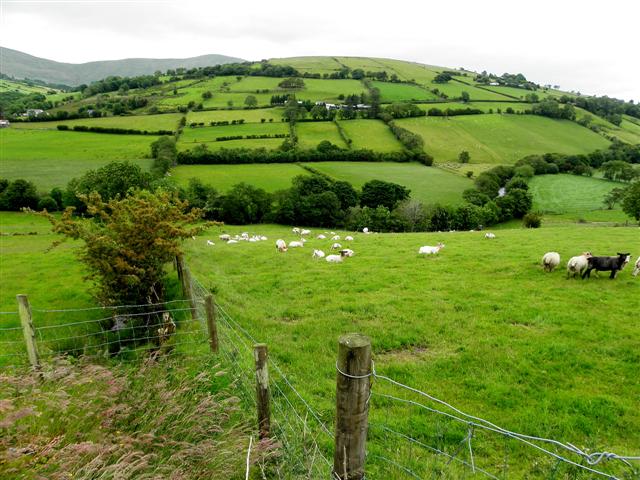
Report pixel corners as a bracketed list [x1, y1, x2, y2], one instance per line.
[56, 125, 173, 135]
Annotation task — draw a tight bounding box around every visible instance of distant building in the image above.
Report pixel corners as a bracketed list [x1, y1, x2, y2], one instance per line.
[0, 119, 10, 128]
[23, 109, 46, 117]
[489, 82, 500, 86]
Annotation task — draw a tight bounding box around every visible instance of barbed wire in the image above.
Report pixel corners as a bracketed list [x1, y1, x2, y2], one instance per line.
[30, 299, 192, 313]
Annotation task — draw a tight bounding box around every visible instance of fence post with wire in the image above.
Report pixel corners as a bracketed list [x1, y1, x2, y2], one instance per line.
[16, 294, 40, 371]
[204, 294, 218, 353]
[253, 343, 271, 439]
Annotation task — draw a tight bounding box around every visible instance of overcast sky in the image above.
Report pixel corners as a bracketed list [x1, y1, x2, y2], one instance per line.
[1, 0, 639, 101]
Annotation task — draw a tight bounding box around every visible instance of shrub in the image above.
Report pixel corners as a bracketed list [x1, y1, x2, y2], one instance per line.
[523, 212, 542, 228]
[37, 195, 59, 212]
[0, 179, 40, 211]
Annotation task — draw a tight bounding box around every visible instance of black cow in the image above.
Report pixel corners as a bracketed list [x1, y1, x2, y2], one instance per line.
[582, 253, 631, 279]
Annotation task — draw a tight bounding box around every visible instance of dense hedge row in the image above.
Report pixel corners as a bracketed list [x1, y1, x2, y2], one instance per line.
[57, 125, 173, 135]
[215, 134, 288, 141]
[427, 107, 483, 117]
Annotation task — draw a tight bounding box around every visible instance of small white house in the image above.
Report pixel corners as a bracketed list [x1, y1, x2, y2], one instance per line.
[0, 119, 10, 128]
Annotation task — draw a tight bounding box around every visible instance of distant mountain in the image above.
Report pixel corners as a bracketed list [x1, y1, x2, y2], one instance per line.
[0, 47, 245, 87]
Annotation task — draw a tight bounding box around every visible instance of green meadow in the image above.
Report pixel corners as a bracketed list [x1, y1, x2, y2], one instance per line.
[179, 122, 289, 144]
[0, 78, 52, 95]
[372, 81, 437, 102]
[186, 107, 284, 124]
[338, 119, 404, 152]
[176, 137, 284, 152]
[10, 113, 183, 132]
[296, 121, 348, 149]
[398, 115, 611, 163]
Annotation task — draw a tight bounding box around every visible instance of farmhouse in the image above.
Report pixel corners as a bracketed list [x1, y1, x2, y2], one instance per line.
[23, 108, 46, 117]
[0, 119, 10, 128]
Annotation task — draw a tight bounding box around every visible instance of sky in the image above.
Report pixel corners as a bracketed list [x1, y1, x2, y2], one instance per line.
[1, 0, 639, 101]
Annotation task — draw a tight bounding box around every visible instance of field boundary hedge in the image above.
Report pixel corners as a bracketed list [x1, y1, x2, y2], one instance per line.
[57, 125, 173, 135]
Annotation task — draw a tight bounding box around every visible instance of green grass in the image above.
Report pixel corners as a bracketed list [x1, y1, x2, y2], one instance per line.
[186, 108, 284, 124]
[418, 101, 533, 113]
[227, 76, 283, 92]
[338, 119, 404, 152]
[10, 113, 183, 132]
[185, 222, 640, 477]
[176, 137, 285, 152]
[178, 122, 289, 144]
[303, 162, 472, 205]
[0, 129, 154, 189]
[296, 122, 348, 149]
[397, 115, 611, 164]
[529, 174, 626, 214]
[372, 81, 437, 102]
[170, 163, 306, 192]
[268, 56, 343, 75]
[0, 79, 53, 95]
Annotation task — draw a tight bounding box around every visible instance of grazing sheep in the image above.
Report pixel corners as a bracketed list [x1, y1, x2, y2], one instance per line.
[339, 249, 355, 257]
[300, 229, 311, 236]
[331, 243, 342, 250]
[292, 227, 300, 234]
[345, 235, 354, 241]
[419, 243, 445, 255]
[260, 236, 268, 241]
[583, 253, 631, 279]
[325, 254, 343, 263]
[276, 239, 287, 252]
[227, 239, 238, 244]
[363, 227, 369, 233]
[485, 232, 496, 239]
[632, 256, 640, 277]
[312, 249, 325, 259]
[542, 252, 560, 272]
[206, 240, 215, 246]
[288, 241, 304, 248]
[219, 234, 231, 241]
[566, 252, 592, 278]
[317, 234, 326, 239]
[331, 235, 341, 241]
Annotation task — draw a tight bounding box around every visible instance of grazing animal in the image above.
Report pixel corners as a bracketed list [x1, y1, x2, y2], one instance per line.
[288, 241, 304, 248]
[331, 235, 341, 241]
[260, 236, 268, 241]
[632, 256, 640, 277]
[227, 239, 238, 244]
[542, 252, 560, 272]
[312, 249, 325, 259]
[206, 240, 215, 246]
[566, 252, 592, 278]
[363, 227, 369, 233]
[583, 253, 631, 279]
[331, 243, 342, 250]
[300, 229, 311, 236]
[276, 239, 288, 252]
[485, 232, 496, 239]
[325, 254, 343, 263]
[317, 234, 326, 239]
[292, 227, 301, 234]
[419, 243, 445, 255]
[339, 249, 355, 257]
[219, 234, 231, 241]
[345, 235, 354, 241]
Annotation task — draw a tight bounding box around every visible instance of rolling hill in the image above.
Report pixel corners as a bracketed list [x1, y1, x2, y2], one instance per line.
[0, 46, 244, 86]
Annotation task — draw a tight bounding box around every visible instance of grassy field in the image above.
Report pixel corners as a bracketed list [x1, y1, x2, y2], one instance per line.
[179, 122, 289, 144]
[186, 222, 639, 477]
[372, 81, 437, 102]
[176, 137, 285, 152]
[10, 113, 183, 132]
[303, 162, 472, 205]
[418, 101, 534, 113]
[0, 129, 154, 189]
[296, 121, 348, 149]
[529, 174, 626, 214]
[338, 119, 404, 152]
[0, 78, 53, 95]
[170, 163, 306, 192]
[294, 78, 366, 102]
[398, 115, 611, 163]
[186, 107, 284, 124]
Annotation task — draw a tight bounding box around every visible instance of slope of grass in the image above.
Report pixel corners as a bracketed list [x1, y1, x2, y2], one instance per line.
[0, 78, 52, 95]
[338, 119, 403, 152]
[398, 115, 611, 164]
[179, 122, 289, 144]
[372, 81, 437, 102]
[296, 121, 348, 149]
[303, 162, 472, 205]
[417, 101, 533, 113]
[10, 113, 183, 132]
[186, 108, 284, 124]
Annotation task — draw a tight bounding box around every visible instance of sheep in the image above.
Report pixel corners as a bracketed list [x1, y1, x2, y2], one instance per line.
[260, 236, 268, 241]
[633, 256, 640, 277]
[339, 249, 355, 257]
[418, 243, 445, 255]
[206, 240, 215, 246]
[288, 241, 304, 248]
[249, 237, 258, 243]
[292, 227, 301, 234]
[300, 229, 311, 236]
[485, 232, 496, 239]
[363, 227, 369, 233]
[566, 252, 592, 278]
[542, 252, 560, 272]
[583, 253, 631, 279]
[325, 254, 343, 263]
[331, 243, 342, 250]
[219, 234, 231, 241]
[312, 249, 325, 259]
[227, 239, 238, 244]
[331, 235, 341, 241]
[317, 234, 326, 239]
[345, 235, 354, 241]
[275, 239, 287, 252]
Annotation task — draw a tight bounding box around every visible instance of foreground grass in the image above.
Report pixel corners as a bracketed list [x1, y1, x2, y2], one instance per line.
[187, 223, 639, 476]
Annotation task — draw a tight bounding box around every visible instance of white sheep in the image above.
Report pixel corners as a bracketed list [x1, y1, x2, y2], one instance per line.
[542, 252, 561, 272]
[249, 237, 258, 243]
[419, 243, 445, 255]
[345, 235, 354, 241]
[325, 254, 343, 263]
[363, 227, 369, 233]
[567, 252, 592, 278]
[331, 243, 342, 250]
[206, 240, 215, 246]
[331, 235, 341, 241]
[219, 234, 231, 241]
[317, 234, 326, 239]
[260, 236, 268, 241]
[312, 249, 325, 259]
[340, 249, 355, 257]
[292, 227, 301, 234]
[632, 256, 640, 277]
[485, 232, 496, 239]
[275, 239, 287, 252]
[227, 239, 238, 244]
[300, 229, 311, 236]
[289, 241, 304, 248]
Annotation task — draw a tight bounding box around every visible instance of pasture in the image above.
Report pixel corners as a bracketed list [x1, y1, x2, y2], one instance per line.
[302, 162, 473, 205]
[0, 129, 154, 189]
[338, 119, 404, 152]
[296, 121, 348, 149]
[0, 78, 52, 95]
[186, 222, 639, 476]
[178, 122, 289, 144]
[371, 81, 437, 102]
[186, 107, 284, 124]
[397, 115, 611, 164]
[10, 113, 183, 132]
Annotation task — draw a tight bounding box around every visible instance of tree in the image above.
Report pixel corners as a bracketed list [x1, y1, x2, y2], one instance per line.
[0, 179, 39, 211]
[310, 104, 327, 120]
[433, 72, 452, 83]
[220, 183, 271, 224]
[244, 95, 258, 107]
[460, 91, 470, 103]
[202, 91, 212, 99]
[360, 179, 410, 210]
[621, 181, 640, 221]
[603, 187, 625, 210]
[459, 151, 470, 163]
[278, 77, 305, 89]
[42, 190, 204, 309]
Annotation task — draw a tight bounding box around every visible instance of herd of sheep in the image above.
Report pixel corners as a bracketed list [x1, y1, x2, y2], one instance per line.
[206, 227, 639, 278]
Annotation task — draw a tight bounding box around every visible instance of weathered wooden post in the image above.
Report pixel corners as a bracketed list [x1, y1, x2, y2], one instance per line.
[17, 294, 40, 371]
[334, 333, 371, 480]
[176, 254, 185, 290]
[253, 343, 271, 439]
[176, 255, 197, 320]
[204, 294, 218, 353]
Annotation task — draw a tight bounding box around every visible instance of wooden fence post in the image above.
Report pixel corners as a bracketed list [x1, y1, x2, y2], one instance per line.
[253, 343, 271, 439]
[17, 294, 40, 371]
[204, 294, 218, 353]
[176, 254, 186, 295]
[334, 333, 371, 480]
[176, 255, 197, 320]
